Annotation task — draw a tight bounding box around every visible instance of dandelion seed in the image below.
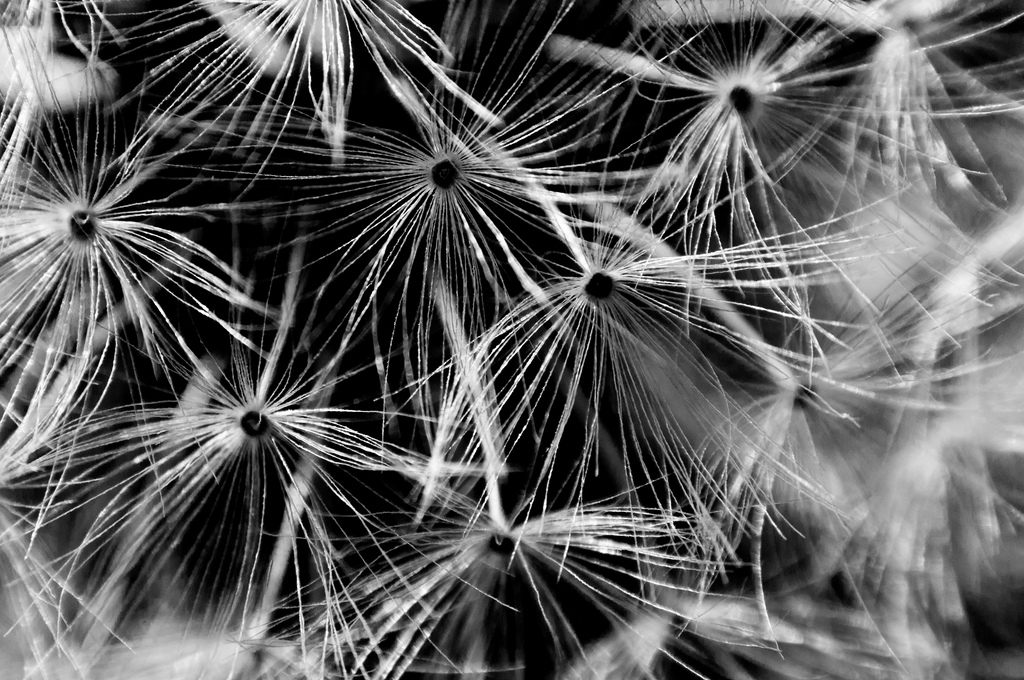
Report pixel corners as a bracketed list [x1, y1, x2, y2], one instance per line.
[0, 105, 255, 430]
[26, 238, 445, 672]
[559, 10, 874, 343]
[458, 229, 807, 557]
[294, 24, 624, 440]
[350, 499, 706, 680]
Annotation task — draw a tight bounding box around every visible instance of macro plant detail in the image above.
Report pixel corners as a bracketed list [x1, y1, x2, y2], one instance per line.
[3, 0, 1024, 679]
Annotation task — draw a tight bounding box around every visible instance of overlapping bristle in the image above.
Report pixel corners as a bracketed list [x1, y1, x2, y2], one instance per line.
[3, 1, 1024, 678]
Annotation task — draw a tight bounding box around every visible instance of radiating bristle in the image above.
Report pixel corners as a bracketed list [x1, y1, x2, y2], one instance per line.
[3, 1, 1024, 678]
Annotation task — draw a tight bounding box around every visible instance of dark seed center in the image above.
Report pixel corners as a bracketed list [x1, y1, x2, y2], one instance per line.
[585, 271, 615, 299]
[793, 383, 816, 410]
[69, 209, 98, 240]
[240, 410, 269, 437]
[729, 86, 755, 115]
[430, 159, 459, 189]
[489, 533, 515, 555]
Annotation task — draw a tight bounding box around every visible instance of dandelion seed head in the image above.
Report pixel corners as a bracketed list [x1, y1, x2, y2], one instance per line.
[584, 271, 615, 299]
[8, 2, 1024, 676]
[429, 158, 460, 190]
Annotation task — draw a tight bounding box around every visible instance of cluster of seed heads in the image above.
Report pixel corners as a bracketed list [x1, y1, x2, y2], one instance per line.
[3, 1, 1024, 680]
